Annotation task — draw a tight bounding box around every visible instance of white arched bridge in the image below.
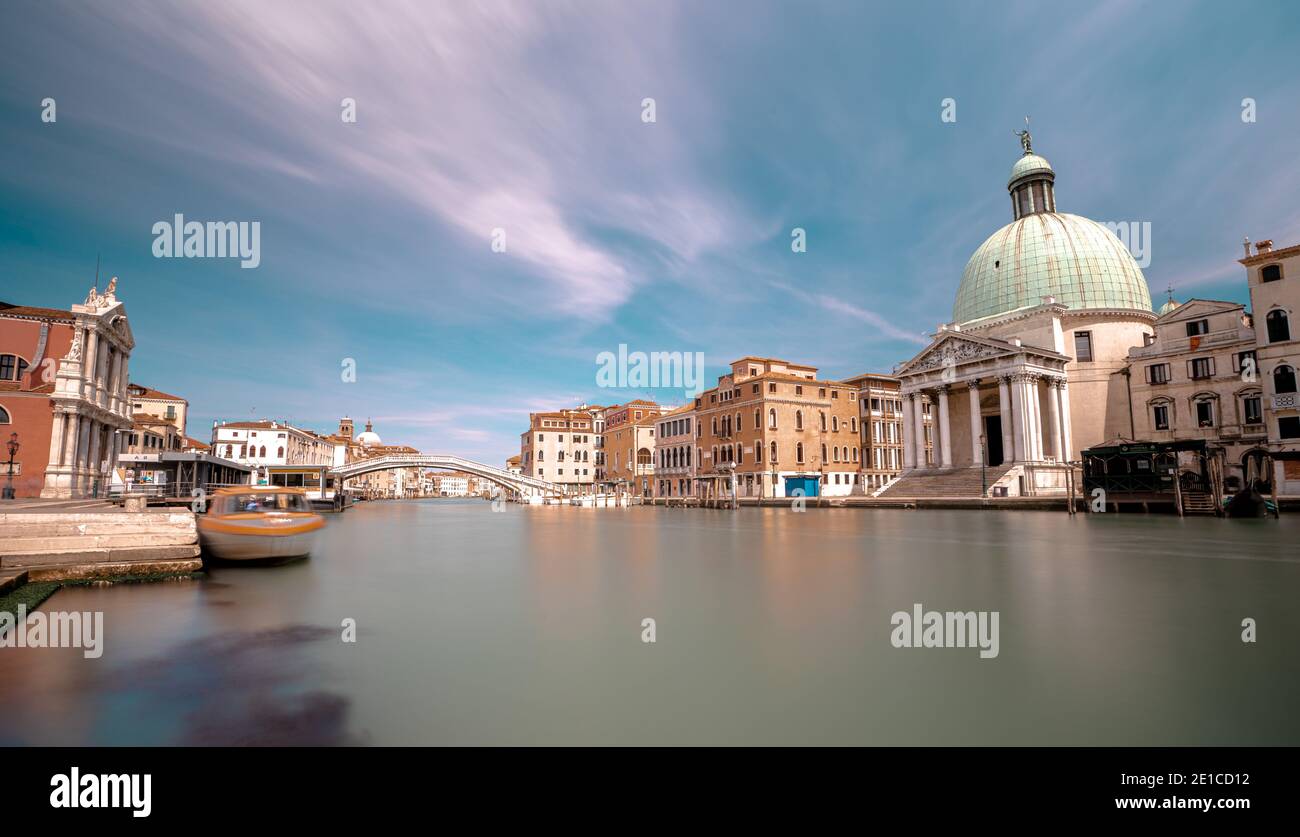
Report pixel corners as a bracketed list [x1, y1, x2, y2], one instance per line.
[329, 453, 564, 501]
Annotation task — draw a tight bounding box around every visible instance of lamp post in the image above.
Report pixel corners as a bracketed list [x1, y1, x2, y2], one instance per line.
[3, 432, 18, 500]
[979, 433, 987, 496]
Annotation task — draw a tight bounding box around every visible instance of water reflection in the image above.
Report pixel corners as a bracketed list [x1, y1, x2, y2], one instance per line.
[1, 500, 1298, 745]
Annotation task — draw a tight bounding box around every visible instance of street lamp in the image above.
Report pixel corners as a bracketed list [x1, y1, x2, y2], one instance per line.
[979, 434, 987, 496]
[3, 432, 19, 500]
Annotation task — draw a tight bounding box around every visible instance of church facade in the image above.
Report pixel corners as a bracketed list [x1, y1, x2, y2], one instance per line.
[888, 137, 1157, 497]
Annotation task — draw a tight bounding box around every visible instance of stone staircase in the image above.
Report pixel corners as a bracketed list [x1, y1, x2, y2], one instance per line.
[1180, 491, 1218, 515]
[877, 465, 1016, 499]
[0, 511, 201, 581]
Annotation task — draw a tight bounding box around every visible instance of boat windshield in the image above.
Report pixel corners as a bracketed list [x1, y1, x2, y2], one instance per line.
[224, 493, 312, 513]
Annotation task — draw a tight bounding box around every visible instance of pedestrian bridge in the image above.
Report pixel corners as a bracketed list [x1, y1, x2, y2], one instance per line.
[329, 453, 563, 499]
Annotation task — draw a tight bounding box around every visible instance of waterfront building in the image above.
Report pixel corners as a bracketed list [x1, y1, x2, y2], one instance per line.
[840, 372, 915, 492]
[505, 455, 522, 476]
[1125, 296, 1262, 490]
[125, 383, 188, 436]
[122, 413, 184, 454]
[603, 399, 664, 497]
[0, 282, 135, 498]
[890, 135, 1155, 497]
[694, 357, 859, 499]
[519, 404, 605, 490]
[653, 403, 695, 498]
[211, 419, 335, 469]
[1240, 238, 1300, 494]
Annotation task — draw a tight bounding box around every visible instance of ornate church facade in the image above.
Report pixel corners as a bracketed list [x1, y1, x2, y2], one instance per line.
[889, 137, 1157, 496]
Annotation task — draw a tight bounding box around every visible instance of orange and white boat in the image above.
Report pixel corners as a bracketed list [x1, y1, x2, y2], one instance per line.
[197, 487, 326, 561]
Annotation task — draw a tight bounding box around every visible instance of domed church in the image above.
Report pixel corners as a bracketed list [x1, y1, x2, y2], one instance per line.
[891, 131, 1156, 496]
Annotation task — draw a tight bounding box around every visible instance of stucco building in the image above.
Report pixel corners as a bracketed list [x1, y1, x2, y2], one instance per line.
[653, 403, 695, 498]
[1240, 238, 1300, 494]
[0, 281, 135, 498]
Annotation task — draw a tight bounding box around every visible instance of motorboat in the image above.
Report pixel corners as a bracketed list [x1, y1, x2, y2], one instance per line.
[197, 487, 325, 561]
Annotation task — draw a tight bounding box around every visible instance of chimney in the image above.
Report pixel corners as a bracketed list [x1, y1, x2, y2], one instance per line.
[1256, 239, 1273, 254]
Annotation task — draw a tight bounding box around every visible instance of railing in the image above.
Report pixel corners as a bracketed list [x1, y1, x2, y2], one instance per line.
[1128, 327, 1254, 359]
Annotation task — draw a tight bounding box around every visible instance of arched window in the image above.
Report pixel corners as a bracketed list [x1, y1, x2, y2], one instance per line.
[796, 442, 804, 463]
[754, 408, 760, 428]
[1266, 309, 1291, 343]
[796, 410, 804, 431]
[770, 441, 778, 462]
[225, 444, 233, 458]
[821, 443, 828, 462]
[637, 448, 651, 465]
[833, 445, 840, 462]
[1275, 364, 1297, 394]
[735, 412, 742, 431]
[851, 417, 858, 433]
[735, 445, 743, 464]
[711, 446, 717, 462]
[259, 445, 267, 457]
[832, 416, 839, 432]
[0, 354, 30, 382]
[768, 408, 777, 430]
[0, 405, 10, 423]
[852, 447, 859, 462]
[755, 441, 762, 462]
[277, 446, 284, 458]
[819, 412, 827, 431]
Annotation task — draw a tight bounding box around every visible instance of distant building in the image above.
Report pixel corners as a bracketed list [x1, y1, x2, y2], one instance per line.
[0, 280, 135, 498]
[211, 419, 334, 469]
[1240, 238, 1300, 494]
[695, 357, 859, 499]
[604, 400, 664, 497]
[840, 372, 912, 492]
[125, 383, 188, 437]
[653, 403, 695, 498]
[519, 404, 604, 490]
[122, 413, 184, 455]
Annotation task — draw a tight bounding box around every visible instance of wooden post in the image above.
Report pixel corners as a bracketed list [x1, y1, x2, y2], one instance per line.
[1174, 469, 1185, 517]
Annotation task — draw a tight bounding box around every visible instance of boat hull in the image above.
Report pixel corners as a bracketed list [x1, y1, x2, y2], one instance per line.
[198, 515, 325, 561]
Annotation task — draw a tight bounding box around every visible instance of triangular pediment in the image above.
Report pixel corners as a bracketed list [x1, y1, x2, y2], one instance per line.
[1156, 298, 1243, 324]
[897, 332, 1020, 376]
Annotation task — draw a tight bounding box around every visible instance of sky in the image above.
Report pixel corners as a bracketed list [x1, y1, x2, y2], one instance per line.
[2, 0, 1299, 466]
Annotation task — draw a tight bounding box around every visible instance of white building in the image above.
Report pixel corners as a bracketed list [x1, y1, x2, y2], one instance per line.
[889, 134, 1155, 497]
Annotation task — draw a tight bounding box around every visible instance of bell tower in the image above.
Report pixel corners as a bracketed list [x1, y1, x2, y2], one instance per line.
[339, 416, 354, 440]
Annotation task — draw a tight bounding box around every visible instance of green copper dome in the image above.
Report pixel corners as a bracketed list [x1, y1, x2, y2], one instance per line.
[953, 212, 1154, 323]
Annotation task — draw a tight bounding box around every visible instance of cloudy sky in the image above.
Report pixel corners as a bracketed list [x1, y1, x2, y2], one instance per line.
[2, 0, 1298, 464]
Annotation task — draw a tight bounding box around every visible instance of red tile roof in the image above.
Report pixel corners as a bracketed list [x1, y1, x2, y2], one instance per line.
[126, 384, 187, 402]
[0, 302, 74, 322]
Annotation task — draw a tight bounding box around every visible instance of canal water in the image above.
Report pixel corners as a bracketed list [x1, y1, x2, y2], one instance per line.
[2, 500, 1298, 745]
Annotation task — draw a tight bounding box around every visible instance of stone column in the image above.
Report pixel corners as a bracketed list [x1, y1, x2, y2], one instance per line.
[1057, 379, 1074, 462]
[1010, 375, 1026, 464]
[1024, 375, 1043, 462]
[76, 417, 93, 495]
[968, 380, 983, 465]
[902, 394, 916, 470]
[47, 412, 66, 467]
[95, 336, 111, 409]
[63, 412, 79, 468]
[82, 328, 99, 402]
[1045, 378, 1062, 461]
[913, 393, 929, 469]
[108, 347, 122, 413]
[998, 375, 1014, 464]
[936, 385, 953, 468]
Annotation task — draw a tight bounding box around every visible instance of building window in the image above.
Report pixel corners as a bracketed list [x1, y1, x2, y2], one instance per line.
[1186, 319, 1209, 337]
[1146, 364, 1170, 384]
[795, 385, 803, 396]
[1235, 350, 1257, 374]
[795, 410, 804, 430]
[0, 354, 30, 382]
[768, 408, 777, 429]
[1153, 404, 1170, 431]
[1275, 365, 1297, 394]
[1194, 399, 1215, 428]
[796, 442, 804, 464]
[1073, 331, 1093, 362]
[768, 383, 776, 393]
[1189, 357, 1214, 380]
[770, 441, 778, 462]
[1279, 417, 1300, 439]
[1266, 309, 1291, 343]
[1243, 395, 1263, 426]
[277, 446, 284, 457]
[1261, 264, 1282, 282]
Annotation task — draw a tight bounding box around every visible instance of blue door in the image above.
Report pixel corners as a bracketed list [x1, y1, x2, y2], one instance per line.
[784, 476, 819, 498]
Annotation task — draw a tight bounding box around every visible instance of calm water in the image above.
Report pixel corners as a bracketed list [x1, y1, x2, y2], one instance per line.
[2, 500, 1298, 745]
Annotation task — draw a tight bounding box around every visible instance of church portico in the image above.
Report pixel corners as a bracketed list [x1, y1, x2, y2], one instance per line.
[892, 329, 1073, 495]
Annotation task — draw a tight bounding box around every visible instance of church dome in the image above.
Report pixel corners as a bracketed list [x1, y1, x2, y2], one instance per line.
[354, 419, 382, 447]
[1159, 298, 1181, 315]
[952, 137, 1153, 324]
[1008, 153, 1054, 186]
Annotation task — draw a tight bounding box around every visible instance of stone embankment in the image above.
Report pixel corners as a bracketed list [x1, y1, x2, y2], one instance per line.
[0, 505, 201, 582]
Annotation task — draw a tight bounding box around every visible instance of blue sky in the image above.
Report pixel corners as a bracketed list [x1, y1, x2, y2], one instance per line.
[3, 0, 1298, 465]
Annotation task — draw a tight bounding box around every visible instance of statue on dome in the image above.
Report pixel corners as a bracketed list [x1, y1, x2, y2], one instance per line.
[1013, 116, 1034, 154]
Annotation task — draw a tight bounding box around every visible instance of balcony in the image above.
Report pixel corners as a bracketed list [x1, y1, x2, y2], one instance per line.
[1129, 326, 1254, 359]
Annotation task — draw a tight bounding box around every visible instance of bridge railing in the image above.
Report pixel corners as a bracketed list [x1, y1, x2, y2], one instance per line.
[329, 454, 566, 494]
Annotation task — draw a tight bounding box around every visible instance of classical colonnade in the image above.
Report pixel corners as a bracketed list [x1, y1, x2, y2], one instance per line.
[902, 373, 1074, 470]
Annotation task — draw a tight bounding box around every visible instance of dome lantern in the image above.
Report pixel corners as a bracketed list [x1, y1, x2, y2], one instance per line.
[1008, 120, 1055, 220]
